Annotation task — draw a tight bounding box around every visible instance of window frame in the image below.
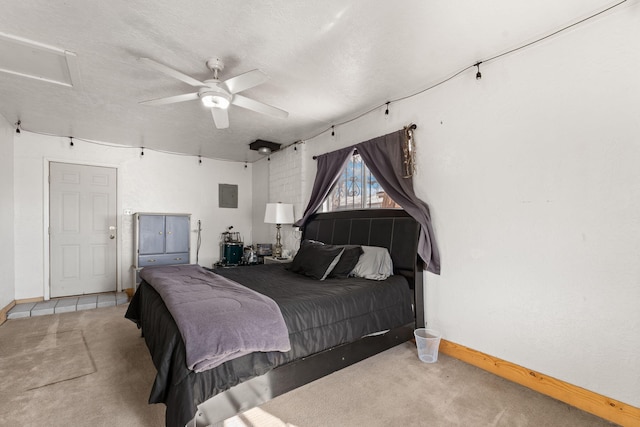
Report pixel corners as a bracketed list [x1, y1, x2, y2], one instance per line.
[321, 152, 399, 212]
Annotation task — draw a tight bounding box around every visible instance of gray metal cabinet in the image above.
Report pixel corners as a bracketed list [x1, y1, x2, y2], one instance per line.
[134, 213, 190, 268]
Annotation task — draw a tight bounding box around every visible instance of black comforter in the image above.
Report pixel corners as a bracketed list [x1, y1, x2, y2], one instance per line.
[126, 263, 413, 427]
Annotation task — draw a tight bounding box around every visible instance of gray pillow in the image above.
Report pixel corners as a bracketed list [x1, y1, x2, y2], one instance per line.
[350, 246, 394, 280]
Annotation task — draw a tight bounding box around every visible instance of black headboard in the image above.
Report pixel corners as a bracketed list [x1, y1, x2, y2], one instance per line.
[302, 209, 424, 326]
[302, 209, 419, 275]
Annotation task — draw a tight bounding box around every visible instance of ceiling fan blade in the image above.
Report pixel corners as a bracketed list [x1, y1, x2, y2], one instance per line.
[232, 94, 289, 119]
[211, 107, 229, 129]
[222, 69, 269, 94]
[139, 92, 199, 106]
[138, 57, 206, 87]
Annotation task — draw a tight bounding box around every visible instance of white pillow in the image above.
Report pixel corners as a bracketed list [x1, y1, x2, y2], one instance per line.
[350, 246, 393, 280]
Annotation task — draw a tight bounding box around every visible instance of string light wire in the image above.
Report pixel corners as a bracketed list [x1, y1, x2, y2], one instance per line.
[15, 128, 242, 163]
[12, 0, 628, 160]
[289, 0, 628, 145]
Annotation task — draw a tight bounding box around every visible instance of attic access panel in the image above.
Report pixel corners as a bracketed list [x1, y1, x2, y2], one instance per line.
[0, 32, 79, 87]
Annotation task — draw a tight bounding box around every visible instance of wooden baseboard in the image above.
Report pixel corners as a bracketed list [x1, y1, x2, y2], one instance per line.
[0, 300, 16, 326]
[16, 296, 44, 304]
[2, 297, 43, 325]
[439, 339, 639, 427]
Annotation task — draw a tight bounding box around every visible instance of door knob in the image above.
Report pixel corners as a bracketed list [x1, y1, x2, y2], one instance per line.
[109, 225, 116, 240]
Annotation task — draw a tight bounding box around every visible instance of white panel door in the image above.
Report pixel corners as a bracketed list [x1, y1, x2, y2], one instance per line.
[50, 162, 117, 297]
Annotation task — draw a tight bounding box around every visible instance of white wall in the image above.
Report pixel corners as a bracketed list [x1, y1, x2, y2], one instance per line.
[251, 156, 270, 245]
[0, 114, 15, 309]
[14, 132, 253, 299]
[252, 145, 309, 256]
[268, 146, 307, 253]
[256, 6, 640, 407]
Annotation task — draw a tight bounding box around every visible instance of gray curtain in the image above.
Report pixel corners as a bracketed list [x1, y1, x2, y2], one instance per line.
[356, 130, 440, 274]
[293, 146, 353, 228]
[295, 129, 440, 274]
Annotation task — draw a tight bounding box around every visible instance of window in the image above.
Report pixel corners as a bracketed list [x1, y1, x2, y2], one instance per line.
[322, 153, 400, 212]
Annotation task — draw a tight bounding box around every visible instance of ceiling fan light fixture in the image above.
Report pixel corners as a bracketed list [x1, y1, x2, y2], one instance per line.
[199, 88, 231, 109]
[140, 57, 288, 130]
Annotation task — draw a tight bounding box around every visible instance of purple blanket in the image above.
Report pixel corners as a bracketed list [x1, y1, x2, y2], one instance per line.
[139, 264, 291, 372]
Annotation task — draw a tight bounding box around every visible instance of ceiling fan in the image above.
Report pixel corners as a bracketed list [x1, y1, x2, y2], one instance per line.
[138, 57, 288, 129]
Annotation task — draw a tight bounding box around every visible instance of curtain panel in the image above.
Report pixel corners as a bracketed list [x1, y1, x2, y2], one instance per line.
[295, 129, 440, 274]
[293, 146, 353, 228]
[356, 130, 440, 274]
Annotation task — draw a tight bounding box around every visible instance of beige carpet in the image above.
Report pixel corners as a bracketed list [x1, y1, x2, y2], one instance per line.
[0, 329, 95, 392]
[0, 305, 617, 427]
[232, 343, 617, 427]
[0, 305, 165, 427]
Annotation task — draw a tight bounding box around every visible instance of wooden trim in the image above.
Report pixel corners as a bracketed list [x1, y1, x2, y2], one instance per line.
[1, 297, 43, 325]
[0, 300, 16, 325]
[439, 339, 640, 426]
[15, 296, 44, 304]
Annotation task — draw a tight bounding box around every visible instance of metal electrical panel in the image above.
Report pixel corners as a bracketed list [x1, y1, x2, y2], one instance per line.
[219, 184, 238, 208]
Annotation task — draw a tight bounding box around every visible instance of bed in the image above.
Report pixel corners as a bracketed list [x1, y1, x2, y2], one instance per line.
[125, 209, 424, 427]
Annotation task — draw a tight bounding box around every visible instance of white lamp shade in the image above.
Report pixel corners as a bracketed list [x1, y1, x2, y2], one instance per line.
[264, 203, 295, 224]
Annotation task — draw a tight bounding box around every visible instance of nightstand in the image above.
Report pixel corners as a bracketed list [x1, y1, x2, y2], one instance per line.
[263, 256, 292, 264]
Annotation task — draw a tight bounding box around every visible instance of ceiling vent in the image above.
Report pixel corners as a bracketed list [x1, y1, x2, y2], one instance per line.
[0, 32, 79, 88]
[249, 139, 281, 155]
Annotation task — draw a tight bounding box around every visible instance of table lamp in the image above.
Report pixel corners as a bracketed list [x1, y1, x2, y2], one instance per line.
[264, 202, 295, 258]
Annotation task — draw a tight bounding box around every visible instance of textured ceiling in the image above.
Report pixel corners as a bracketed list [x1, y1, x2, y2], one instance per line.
[0, 0, 615, 162]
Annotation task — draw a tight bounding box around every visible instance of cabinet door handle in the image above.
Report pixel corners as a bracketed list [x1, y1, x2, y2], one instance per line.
[174, 257, 182, 260]
[148, 259, 156, 263]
